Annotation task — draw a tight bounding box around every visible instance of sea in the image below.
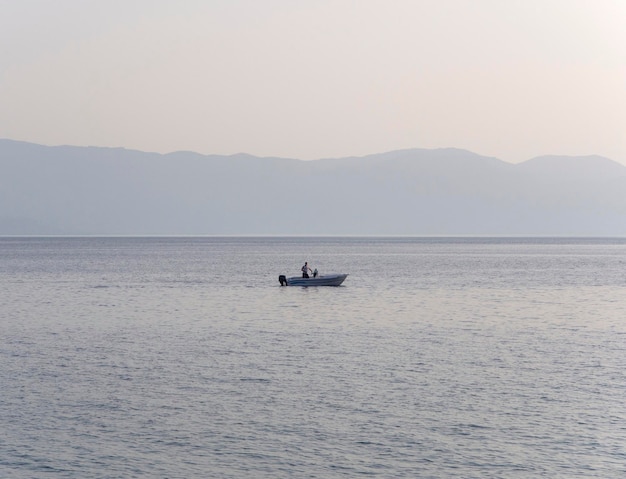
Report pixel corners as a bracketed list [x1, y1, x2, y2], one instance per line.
[1, 236, 625, 478]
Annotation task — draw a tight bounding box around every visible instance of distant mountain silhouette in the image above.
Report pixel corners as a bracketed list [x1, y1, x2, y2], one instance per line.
[1, 139, 625, 235]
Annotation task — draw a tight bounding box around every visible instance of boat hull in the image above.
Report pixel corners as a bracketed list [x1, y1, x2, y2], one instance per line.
[279, 273, 348, 287]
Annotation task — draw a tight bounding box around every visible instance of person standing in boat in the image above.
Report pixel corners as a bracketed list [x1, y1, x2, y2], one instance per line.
[301, 262, 313, 278]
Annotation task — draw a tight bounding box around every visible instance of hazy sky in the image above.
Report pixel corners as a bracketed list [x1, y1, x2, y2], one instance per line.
[2, 0, 625, 163]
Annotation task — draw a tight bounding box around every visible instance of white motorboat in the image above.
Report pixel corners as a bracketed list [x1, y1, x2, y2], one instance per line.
[279, 273, 348, 287]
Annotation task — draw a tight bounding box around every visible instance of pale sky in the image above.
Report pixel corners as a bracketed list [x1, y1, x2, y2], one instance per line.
[1, 0, 625, 164]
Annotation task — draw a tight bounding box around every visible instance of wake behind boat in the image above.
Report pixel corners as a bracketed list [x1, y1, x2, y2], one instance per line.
[279, 273, 348, 287]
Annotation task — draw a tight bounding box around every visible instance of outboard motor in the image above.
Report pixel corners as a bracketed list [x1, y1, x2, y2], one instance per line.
[278, 275, 288, 286]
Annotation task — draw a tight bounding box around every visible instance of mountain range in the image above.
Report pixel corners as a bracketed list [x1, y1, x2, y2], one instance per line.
[1, 139, 625, 235]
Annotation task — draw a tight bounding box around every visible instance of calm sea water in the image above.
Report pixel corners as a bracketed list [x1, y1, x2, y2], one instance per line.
[1, 236, 625, 478]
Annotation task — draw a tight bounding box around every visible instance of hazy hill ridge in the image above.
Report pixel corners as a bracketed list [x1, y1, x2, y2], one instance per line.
[1, 139, 625, 235]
